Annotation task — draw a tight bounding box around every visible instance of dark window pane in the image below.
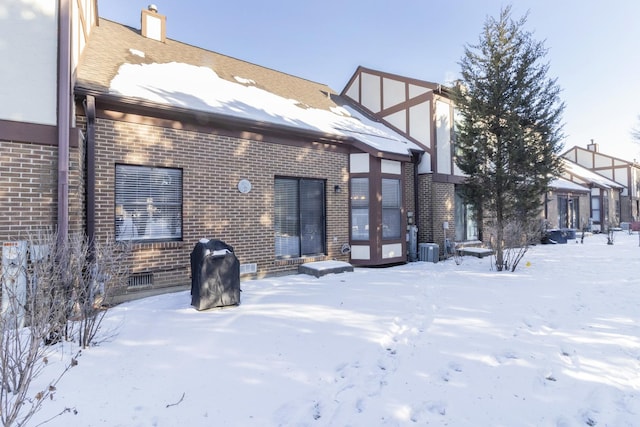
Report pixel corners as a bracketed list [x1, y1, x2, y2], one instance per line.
[350, 178, 369, 240]
[300, 180, 325, 255]
[382, 179, 401, 239]
[275, 178, 325, 257]
[115, 165, 182, 242]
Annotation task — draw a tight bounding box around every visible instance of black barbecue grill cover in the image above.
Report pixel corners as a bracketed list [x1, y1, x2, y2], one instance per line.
[190, 239, 240, 310]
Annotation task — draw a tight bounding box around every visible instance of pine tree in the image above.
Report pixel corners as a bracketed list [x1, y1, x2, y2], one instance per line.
[452, 6, 564, 271]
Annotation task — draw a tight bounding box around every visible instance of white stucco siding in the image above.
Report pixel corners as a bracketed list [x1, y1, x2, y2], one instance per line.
[382, 78, 405, 110]
[381, 159, 401, 175]
[577, 149, 594, 167]
[435, 100, 452, 175]
[350, 153, 370, 173]
[409, 84, 429, 98]
[385, 110, 406, 133]
[345, 75, 360, 102]
[72, 0, 97, 72]
[452, 108, 464, 176]
[418, 153, 432, 174]
[599, 169, 614, 180]
[615, 168, 628, 189]
[382, 243, 402, 259]
[0, 0, 58, 125]
[350, 245, 370, 260]
[594, 153, 611, 168]
[360, 72, 381, 113]
[409, 101, 430, 145]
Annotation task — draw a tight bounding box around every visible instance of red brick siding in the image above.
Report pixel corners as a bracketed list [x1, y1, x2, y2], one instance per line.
[87, 117, 350, 292]
[417, 173, 455, 255]
[403, 163, 416, 219]
[0, 139, 83, 240]
[417, 173, 433, 243]
[431, 181, 455, 254]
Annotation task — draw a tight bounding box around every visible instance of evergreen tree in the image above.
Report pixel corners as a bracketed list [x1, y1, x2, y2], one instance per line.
[452, 6, 564, 271]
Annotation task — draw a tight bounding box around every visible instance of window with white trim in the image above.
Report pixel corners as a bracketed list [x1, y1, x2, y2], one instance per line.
[115, 164, 183, 242]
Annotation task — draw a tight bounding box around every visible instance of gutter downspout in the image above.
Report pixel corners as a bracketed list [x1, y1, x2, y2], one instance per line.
[410, 149, 424, 230]
[57, 0, 71, 245]
[85, 96, 96, 249]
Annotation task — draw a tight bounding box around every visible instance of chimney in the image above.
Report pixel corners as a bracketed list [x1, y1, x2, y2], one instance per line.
[587, 139, 599, 153]
[141, 5, 166, 42]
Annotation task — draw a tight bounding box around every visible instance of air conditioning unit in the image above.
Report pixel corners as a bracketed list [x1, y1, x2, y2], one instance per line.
[419, 243, 439, 263]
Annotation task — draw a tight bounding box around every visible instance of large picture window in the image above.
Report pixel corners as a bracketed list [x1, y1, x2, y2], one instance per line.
[115, 164, 183, 242]
[350, 178, 369, 240]
[382, 178, 401, 239]
[274, 178, 325, 258]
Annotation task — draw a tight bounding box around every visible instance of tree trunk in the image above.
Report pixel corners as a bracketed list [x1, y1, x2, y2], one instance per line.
[495, 210, 505, 271]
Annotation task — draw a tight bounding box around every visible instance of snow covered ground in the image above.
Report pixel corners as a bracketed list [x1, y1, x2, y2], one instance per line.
[33, 230, 639, 426]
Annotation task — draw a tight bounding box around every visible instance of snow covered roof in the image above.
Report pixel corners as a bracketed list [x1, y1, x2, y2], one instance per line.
[548, 176, 589, 192]
[560, 158, 624, 189]
[76, 19, 421, 157]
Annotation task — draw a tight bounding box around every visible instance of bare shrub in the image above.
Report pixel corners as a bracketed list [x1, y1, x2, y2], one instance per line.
[65, 235, 130, 349]
[487, 218, 540, 272]
[0, 231, 129, 426]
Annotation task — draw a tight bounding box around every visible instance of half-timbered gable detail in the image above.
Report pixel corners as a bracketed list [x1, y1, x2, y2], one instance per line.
[563, 143, 640, 222]
[560, 158, 623, 232]
[342, 67, 475, 253]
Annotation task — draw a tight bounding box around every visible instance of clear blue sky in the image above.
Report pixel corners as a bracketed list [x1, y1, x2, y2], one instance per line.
[98, 1, 640, 160]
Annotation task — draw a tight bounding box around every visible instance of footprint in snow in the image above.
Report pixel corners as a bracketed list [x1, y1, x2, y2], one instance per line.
[410, 400, 447, 422]
[335, 361, 360, 381]
[312, 401, 321, 420]
[559, 348, 579, 366]
[494, 350, 519, 365]
[448, 361, 463, 373]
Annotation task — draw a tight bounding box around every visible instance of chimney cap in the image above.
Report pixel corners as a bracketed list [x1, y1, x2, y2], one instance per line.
[148, 4, 158, 12]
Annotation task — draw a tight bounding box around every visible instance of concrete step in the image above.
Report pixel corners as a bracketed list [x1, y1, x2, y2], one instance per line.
[299, 260, 354, 278]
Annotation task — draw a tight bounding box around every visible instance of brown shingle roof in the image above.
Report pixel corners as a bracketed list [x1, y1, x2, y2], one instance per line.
[77, 18, 338, 112]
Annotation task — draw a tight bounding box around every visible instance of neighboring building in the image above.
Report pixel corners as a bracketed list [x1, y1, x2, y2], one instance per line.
[8, 3, 580, 301]
[68, 7, 438, 298]
[0, 1, 96, 242]
[543, 176, 590, 231]
[341, 67, 478, 254]
[5, 3, 468, 301]
[562, 142, 640, 223]
[559, 158, 624, 232]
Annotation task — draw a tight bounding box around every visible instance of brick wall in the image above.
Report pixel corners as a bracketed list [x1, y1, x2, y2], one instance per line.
[416, 173, 455, 256]
[0, 139, 83, 240]
[403, 163, 416, 219]
[417, 173, 433, 243]
[431, 181, 455, 255]
[86, 116, 350, 293]
[0, 141, 57, 238]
